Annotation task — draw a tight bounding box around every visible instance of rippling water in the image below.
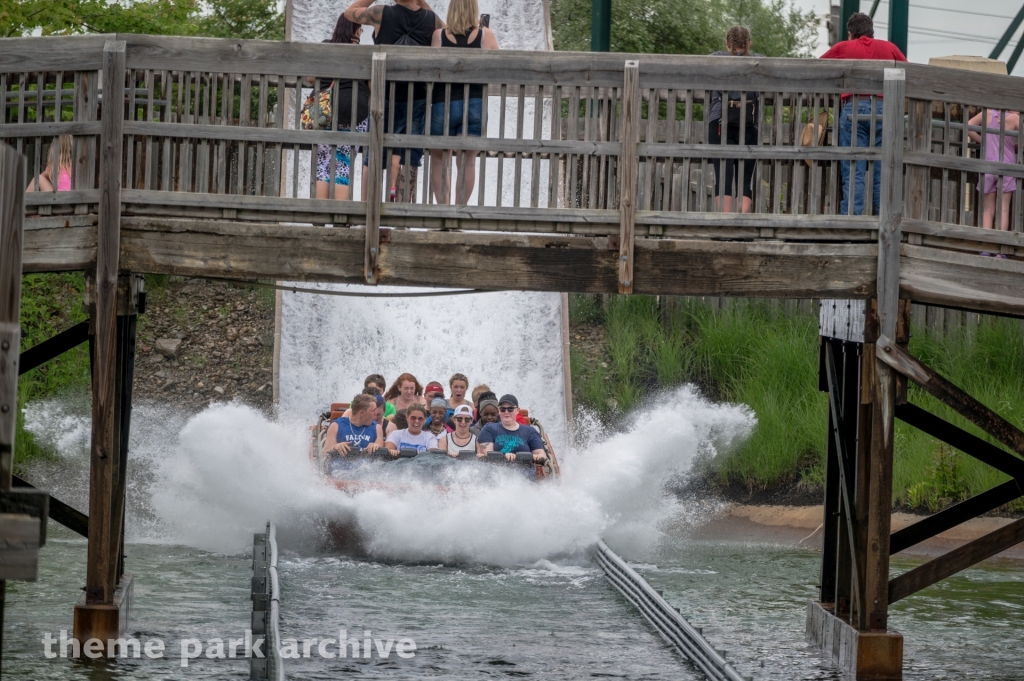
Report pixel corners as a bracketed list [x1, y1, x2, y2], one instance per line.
[7, 533, 1024, 679]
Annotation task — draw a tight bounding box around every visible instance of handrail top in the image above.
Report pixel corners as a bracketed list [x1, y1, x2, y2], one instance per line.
[3, 33, 1024, 110]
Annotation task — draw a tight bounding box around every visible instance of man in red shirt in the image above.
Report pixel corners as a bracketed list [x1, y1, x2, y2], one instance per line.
[820, 13, 907, 216]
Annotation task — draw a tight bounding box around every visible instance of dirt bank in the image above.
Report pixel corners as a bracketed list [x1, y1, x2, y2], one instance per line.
[133, 277, 275, 414]
[690, 504, 1024, 561]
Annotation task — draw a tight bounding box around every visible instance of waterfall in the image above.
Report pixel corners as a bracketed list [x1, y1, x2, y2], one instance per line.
[278, 0, 569, 452]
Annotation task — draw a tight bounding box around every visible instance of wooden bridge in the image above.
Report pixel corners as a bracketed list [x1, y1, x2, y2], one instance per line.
[3, 33, 1024, 679]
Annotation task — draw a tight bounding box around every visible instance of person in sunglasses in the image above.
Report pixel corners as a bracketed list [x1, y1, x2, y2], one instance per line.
[438, 404, 478, 457]
[477, 394, 546, 463]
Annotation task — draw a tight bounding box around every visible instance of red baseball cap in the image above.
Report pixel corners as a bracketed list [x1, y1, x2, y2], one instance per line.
[425, 381, 445, 395]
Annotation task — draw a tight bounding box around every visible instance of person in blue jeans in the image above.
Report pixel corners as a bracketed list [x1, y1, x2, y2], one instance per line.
[838, 98, 884, 215]
[820, 13, 907, 215]
[428, 0, 500, 204]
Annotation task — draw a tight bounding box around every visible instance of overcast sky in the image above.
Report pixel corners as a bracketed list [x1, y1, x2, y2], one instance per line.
[791, 0, 1024, 75]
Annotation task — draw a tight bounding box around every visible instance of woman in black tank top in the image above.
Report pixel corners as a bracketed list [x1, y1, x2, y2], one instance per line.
[428, 0, 500, 205]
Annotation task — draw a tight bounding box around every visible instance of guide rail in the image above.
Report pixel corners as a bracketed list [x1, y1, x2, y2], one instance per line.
[594, 539, 749, 681]
[251, 522, 285, 681]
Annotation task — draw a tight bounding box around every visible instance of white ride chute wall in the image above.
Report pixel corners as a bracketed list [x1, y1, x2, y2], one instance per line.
[278, 0, 568, 452]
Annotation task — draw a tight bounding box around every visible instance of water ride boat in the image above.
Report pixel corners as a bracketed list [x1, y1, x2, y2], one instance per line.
[309, 401, 561, 494]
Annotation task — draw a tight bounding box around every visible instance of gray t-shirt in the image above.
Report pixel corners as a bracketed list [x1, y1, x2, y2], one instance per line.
[708, 50, 765, 123]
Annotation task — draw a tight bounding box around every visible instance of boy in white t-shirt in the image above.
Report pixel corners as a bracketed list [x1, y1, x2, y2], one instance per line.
[385, 403, 439, 453]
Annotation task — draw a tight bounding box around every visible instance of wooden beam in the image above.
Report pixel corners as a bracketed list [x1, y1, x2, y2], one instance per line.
[18, 321, 90, 376]
[889, 480, 1022, 555]
[86, 40, 125, 607]
[618, 61, 639, 294]
[12, 475, 88, 538]
[876, 334, 1024, 457]
[115, 216, 879, 297]
[876, 68, 905, 341]
[895, 402, 1024, 480]
[901, 245, 1024, 319]
[889, 516, 1024, 604]
[364, 52, 386, 285]
[0, 144, 26, 492]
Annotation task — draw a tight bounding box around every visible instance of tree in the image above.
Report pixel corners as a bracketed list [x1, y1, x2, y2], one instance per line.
[0, 0, 283, 40]
[549, 0, 817, 57]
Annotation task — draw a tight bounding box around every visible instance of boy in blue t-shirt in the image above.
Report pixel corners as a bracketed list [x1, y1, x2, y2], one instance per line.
[477, 394, 546, 461]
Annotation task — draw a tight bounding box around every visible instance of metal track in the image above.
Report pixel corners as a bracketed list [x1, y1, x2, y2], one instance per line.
[251, 522, 285, 681]
[593, 540, 750, 681]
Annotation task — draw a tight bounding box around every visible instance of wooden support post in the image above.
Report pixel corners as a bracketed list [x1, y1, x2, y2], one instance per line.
[76, 42, 135, 655]
[364, 52, 387, 285]
[85, 38, 125, 609]
[0, 145, 25, 492]
[617, 60, 639, 294]
[864, 67, 904, 635]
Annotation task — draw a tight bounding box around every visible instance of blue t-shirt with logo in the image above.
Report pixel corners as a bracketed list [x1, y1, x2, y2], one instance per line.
[332, 417, 378, 451]
[477, 422, 544, 454]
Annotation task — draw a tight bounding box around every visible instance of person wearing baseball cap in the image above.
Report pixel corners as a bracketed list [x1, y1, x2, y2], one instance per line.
[438, 403, 478, 457]
[477, 394, 546, 468]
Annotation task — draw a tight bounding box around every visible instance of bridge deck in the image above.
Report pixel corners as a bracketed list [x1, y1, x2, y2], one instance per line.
[6, 34, 1024, 315]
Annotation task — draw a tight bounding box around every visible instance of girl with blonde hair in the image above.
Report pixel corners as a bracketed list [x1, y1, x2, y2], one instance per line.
[26, 135, 73, 192]
[429, 0, 499, 205]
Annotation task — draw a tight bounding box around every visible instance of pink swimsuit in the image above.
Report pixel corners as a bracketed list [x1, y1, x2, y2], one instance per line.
[980, 111, 1017, 195]
[56, 169, 71, 191]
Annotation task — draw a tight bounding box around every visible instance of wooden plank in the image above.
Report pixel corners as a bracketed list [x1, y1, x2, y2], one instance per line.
[115, 216, 876, 296]
[904, 61, 1024, 114]
[364, 53, 386, 284]
[22, 225, 96, 272]
[876, 333, 1024, 457]
[618, 61, 639, 294]
[0, 121, 104, 139]
[0, 144, 26, 491]
[0, 34, 109, 71]
[904, 150, 1024, 181]
[86, 40, 125, 607]
[889, 516, 1024, 604]
[636, 143, 881, 162]
[24, 190, 101, 207]
[900, 244, 1024, 318]
[902, 218, 1024, 248]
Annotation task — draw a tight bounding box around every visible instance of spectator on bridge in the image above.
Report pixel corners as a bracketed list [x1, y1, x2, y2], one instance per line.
[385, 403, 439, 453]
[448, 373, 473, 409]
[478, 394, 546, 464]
[323, 393, 384, 457]
[438, 404, 479, 457]
[26, 135, 73, 193]
[384, 372, 426, 411]
[314, 15, 370, 202]
[428, 0, 499, 205]
[820, 13, 907, 216]
[708, 27, 763, 214]
[346, 0, 445, 203]
[968, 108, 1020, 240]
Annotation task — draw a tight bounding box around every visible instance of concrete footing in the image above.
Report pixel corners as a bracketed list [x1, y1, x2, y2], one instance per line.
[806, 600, 903, 680]
[73, 574, 134, 655]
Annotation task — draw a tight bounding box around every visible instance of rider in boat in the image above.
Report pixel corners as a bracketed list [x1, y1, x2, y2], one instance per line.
[437, 404, 478, 457]
[364, 373, 395, 418]
[448, 373, 473, 409]
[471, 396, 499, 435]
[477, 394, 546, 464]
[323, 393, 384, 457]
[427, 397, 452, 438]
[384, 373, 425, 412]
[385, 403, 439, 453]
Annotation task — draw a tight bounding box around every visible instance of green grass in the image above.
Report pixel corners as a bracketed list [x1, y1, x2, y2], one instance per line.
[569, 293, 1024, 509]
[15, 273, 92, 470]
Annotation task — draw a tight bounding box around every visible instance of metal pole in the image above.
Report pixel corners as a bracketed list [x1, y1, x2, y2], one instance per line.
[839, 0, 860, 42]
[1007, 31, 1024, 73]
[591, 0, 611, 52]
[887, 0, 908, 56]
[990, 2, 1024, 60]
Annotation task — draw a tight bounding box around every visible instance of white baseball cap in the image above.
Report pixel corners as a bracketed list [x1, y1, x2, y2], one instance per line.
[452, 404, 474, 418]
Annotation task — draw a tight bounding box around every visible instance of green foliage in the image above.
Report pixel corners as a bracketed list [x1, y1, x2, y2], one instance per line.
[1, 0, 283, 40]
[569, 293, 1024, 509]
[550, 0, 818, 57]
[15, 274, 92, 469]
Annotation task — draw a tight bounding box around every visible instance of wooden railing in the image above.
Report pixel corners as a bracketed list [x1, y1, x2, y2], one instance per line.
[4, 34, 1024, 313]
